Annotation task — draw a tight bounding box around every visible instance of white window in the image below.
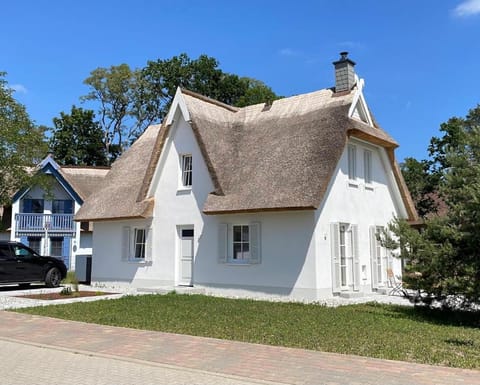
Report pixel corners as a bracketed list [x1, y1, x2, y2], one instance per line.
[181, 154, 192, 187]
[348, 145, 357, 180]
[122, 226, 152, 261]
[218, 222, 261, 264]
[134, 228, 146, 259]
[364, 150, 372, 185]
[233, 225, 250, 261]
[370, 226, 390, 288]
[330, 222, 360, 293]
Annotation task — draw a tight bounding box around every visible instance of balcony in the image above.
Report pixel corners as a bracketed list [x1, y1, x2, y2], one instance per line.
[15, 213, 76, 237]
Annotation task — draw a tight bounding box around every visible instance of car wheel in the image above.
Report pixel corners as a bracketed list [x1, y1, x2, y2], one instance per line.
[45, 267, 62, 288]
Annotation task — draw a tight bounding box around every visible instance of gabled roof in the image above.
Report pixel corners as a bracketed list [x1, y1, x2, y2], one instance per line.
[59, 166, 110, 201]
[75, 86, 418, 222]
[75, 125, 161, 221]
[12, 155, 110, 204]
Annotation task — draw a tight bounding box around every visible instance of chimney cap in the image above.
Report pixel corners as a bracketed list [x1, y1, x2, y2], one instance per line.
[333, 51, 356, 66]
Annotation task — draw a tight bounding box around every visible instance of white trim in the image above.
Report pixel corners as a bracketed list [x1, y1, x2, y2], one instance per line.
[347, 76, 373, 127]
[166, 87, 190, 126]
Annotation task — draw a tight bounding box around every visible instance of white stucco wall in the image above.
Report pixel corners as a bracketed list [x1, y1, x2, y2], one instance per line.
[91, 111, 408, 302]
[314, 138, 405, 295]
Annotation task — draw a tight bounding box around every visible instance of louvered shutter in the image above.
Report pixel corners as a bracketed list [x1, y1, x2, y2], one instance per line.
[249, 222, 261, 264]
[218, 223, 228, 263]
[351, 225, 360, 291]
[369, 226, 378, 289]
[122, 226, 131, 261]
[145, 227, 153, 261]
[330, 223, 341, 293]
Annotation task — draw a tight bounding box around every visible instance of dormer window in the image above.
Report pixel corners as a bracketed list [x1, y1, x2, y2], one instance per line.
[181, 154, 192, 187]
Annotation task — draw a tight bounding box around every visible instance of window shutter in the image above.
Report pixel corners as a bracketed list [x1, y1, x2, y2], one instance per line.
[218, 223, 228, 263]
[122, 226, 131, 261]
[330, 223, 341, 293]
[351, 225, 360, 291]
[369, 226, 378, 289]
[249, 222, 261, 264]
[145, 227, 153, 261]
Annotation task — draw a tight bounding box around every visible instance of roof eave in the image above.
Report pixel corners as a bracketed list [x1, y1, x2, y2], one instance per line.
[203, 205, 317, 215]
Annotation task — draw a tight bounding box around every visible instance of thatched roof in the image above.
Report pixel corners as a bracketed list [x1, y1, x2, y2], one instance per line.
[75, 125, 161, 221]
[75, 87, 418, 222]
[60, 166, 110, 201]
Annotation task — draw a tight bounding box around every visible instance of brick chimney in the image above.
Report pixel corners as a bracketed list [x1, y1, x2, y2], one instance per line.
[333, 52, 356, 93]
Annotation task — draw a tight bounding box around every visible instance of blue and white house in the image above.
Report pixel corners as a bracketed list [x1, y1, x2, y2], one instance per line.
[9, 155, 109, 270]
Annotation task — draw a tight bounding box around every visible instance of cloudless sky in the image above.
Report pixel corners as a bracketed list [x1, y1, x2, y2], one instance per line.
[2, 0, 480, 162]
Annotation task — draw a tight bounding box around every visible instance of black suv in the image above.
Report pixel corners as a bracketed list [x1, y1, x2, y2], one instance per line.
[0, 241, 67, 288]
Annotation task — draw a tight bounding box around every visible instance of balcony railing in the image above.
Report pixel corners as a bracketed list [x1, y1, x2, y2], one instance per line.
[15, 213, 75, 235]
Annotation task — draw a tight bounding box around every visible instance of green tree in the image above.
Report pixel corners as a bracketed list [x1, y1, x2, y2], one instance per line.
[400, 157, 439, 218]
[390, 105, 480, 309]
[0, 72, 47, 205]
[82, 54, 280, 157]
[82, 64, 143, 157]
[49, 106, 108, 166]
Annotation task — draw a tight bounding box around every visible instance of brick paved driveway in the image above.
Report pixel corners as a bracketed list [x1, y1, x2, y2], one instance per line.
[0, 311, 478, 385]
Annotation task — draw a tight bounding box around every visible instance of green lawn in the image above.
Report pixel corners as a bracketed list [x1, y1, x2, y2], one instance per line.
[14, 293, 480, 369]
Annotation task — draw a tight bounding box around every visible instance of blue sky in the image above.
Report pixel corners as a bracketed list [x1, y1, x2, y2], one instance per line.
[2, 0, 480, 162]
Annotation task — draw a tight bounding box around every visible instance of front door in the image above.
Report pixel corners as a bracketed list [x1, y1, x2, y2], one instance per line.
[179, 228, 194, 286]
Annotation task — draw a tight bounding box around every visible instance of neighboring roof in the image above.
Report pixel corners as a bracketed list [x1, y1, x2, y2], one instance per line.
[11, 155, 109, 204]
[75, 86, 418, 222]
[75, 125, 161, 221]
[60, 166, 110, 201]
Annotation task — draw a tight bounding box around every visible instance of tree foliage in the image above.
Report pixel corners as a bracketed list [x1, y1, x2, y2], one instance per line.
[400, 157, 439, 218]
[0, 72, 47, 205]
[82, 53, 280, 157]
[392, 105, 480, 309]
[49, 106, 108, 166]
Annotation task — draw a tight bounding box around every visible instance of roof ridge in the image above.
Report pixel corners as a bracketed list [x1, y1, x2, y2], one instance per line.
[180, 88, 240, 113]
[60, 165, 111, 170]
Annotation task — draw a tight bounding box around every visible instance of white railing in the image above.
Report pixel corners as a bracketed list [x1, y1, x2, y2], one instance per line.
[15, 213, 75, 233]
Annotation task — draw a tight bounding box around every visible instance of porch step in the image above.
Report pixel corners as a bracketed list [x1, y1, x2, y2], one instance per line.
[137, 286, 206, 295]
[339, 291, 365, 299]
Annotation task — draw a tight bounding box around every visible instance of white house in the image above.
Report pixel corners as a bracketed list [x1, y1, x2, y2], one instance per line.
[8, 155, 109, 272]
[76, 53, 418, 301]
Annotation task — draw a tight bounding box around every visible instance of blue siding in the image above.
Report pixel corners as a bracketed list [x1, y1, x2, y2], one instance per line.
[62, 236, 71, 269]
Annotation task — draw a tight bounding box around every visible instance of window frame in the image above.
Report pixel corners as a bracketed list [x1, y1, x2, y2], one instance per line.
[27, 237, 42, 255]
[218, 222, 261, 265]
[122, 226, 151, 263]
[347, 144, 357, 182]
[50, 237, 63, 257]
[52, 199, 74, 214]
[180, 154, 192, 188]
[232, 224, 250, 263]
[364, 149, 373, 186]
[22, 198, 44, 213]
[133, 228, 146, 260]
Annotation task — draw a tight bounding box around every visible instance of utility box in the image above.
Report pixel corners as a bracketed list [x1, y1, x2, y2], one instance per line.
[75, 255, 92, 284]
